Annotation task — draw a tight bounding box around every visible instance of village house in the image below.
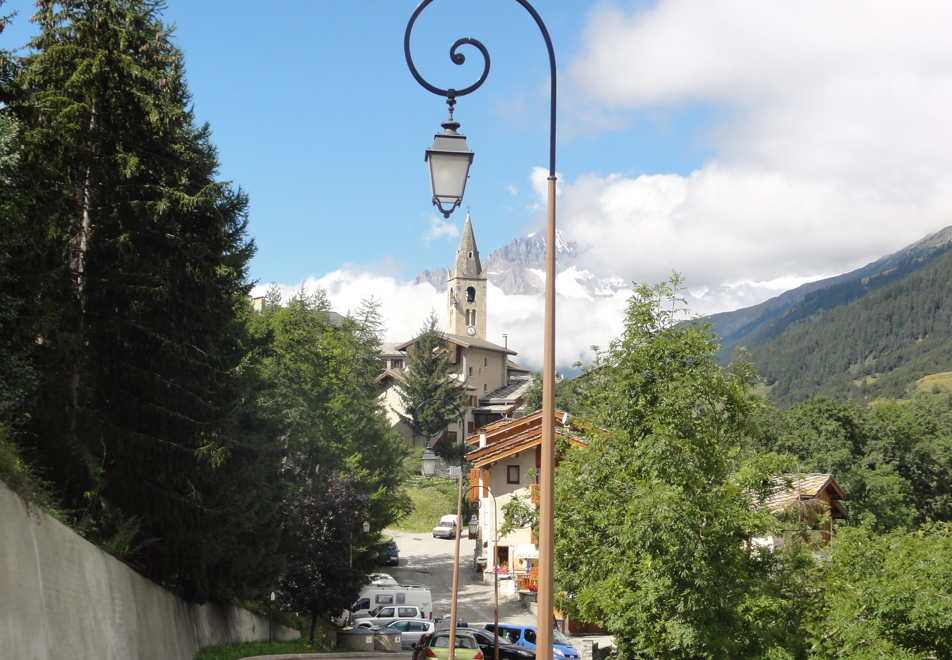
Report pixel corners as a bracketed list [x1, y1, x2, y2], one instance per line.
[753, 473, 849, 550]
[464, 410, 589, 591]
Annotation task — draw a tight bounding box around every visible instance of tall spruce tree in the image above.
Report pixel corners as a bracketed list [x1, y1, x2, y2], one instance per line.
[3, 0, 278, 601]
[395, 312, 467, 444]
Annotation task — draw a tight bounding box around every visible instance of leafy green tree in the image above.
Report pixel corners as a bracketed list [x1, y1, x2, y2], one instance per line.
[280, 473, 371, 644]
[249, 288, 410, 532]
[761, 396, 952, 533]
[812, 523, 952, 658]
[521, 354, 610, 417]
[554, 277, 817, 659]
[395, 311, 466, 444]
[0, 113, 32, 413]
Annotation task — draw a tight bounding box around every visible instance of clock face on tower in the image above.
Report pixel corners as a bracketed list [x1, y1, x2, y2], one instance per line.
[467, 326, 476, 336]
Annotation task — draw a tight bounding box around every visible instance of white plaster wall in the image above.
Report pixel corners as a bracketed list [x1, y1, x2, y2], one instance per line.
[487, 449, 536, 569]
[0, 481, 298, 660]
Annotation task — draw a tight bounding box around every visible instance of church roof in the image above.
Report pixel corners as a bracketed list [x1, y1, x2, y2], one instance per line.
[395, 332, 517, 356]
[507, 360, 531, 373]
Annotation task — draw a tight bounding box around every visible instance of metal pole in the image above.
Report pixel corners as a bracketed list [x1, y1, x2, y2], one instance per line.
[269, 591, 275, 644]
[537, 175, 557, 659]
[448, 472, 464, 660]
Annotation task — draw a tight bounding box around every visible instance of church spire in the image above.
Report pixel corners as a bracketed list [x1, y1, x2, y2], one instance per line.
[447, 212, 487, 339]
[452, 213, 482, 279]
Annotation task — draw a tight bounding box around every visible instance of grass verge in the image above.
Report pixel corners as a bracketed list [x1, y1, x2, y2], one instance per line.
[194, 638, 335, 660]
[390, 474, 459, 533]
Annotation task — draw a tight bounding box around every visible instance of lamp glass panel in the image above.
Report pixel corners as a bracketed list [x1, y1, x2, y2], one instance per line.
[421, 449, 437, 477]
[428, 151, 471, 202]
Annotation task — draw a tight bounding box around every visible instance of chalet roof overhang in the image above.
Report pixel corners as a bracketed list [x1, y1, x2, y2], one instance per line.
[763, 473, 849, 520]
[467, 410, 590, 469]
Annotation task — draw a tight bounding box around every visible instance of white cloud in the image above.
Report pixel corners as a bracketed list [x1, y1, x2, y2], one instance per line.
[554, 0, 952, 295]
[250, 270, 625, 373]
[423, 216, 460, 246]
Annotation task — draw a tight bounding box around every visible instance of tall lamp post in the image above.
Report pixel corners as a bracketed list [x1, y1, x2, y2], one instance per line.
[405, 4, 557, 660]
[467, 485, 500, 660]
[417, 396, 470, 660]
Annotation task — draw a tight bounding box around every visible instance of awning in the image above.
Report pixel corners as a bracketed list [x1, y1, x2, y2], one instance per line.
[514, 544, 539, 559]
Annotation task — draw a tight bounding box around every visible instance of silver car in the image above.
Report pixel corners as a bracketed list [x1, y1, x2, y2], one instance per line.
[383, 618, 437, 649]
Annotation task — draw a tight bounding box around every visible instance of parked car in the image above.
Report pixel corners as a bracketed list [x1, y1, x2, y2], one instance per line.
[468, 628, 536, 660]
[432, 514, 458, 539]
[413, 630, 484, 660]
[376, 538, 400, 566]
[369, 572, 400, 585]
[354, 604, 425, 627]
[485, 624, 579, 660]
[381, 618, 437, 649]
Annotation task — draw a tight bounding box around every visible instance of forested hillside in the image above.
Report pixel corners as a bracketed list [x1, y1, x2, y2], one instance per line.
[749, 247, 952, 405]
[701, 225, 952, 406]
[711, 225, 952, 352]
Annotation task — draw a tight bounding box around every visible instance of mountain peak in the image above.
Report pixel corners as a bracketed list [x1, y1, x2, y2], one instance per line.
[415, 231, 612, 299]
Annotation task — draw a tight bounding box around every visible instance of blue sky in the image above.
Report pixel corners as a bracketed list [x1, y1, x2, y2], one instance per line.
[5, 1, 952, 371]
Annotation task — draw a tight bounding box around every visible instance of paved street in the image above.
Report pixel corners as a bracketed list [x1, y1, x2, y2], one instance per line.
[384, 529, 537, 628]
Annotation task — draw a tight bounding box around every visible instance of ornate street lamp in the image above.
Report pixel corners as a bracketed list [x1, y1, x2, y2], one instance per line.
[426, 113, 474, 218]
[468, 513, 478, 537]
[421, 446, 438, 478]
[406, 3, 558, 659]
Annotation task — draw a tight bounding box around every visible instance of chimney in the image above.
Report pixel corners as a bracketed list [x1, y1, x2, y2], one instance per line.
[502, 333, 508, 349]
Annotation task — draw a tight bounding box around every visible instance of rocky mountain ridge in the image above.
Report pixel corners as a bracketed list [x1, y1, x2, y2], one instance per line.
[414, 230, 625, 298]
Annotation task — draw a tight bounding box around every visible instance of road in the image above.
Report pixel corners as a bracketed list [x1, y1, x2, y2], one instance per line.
[384, 529, 537, 628]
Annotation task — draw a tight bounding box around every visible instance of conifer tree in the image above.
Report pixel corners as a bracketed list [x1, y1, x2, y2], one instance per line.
[3, 0, 277, 601]
[395, 312, 467, 444]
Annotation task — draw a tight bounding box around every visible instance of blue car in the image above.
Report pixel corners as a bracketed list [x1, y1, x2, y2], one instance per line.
[485, 624, 579, 660]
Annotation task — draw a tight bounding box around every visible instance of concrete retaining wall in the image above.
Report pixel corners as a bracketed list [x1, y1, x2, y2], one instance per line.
[0, 481, 299, 659]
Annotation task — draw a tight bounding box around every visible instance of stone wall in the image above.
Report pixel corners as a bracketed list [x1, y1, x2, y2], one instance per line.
[0, 481, 299, 660]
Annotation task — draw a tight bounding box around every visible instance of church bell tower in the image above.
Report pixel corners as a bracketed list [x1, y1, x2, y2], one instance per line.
[447, 213, 487, 339]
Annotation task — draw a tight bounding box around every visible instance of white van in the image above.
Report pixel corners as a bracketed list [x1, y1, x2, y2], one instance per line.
[432, 514, 458, 539]
[333, 584, 433, 626]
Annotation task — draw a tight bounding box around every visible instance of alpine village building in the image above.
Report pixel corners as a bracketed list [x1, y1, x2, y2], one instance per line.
[377, 213, 534, 448]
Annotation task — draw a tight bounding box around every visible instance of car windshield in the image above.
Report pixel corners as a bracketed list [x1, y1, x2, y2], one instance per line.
[552, 630, 571, 646]
[438, 522, 454, 528]
[368, 606, 382, 617]
[433, 635, 477, 649]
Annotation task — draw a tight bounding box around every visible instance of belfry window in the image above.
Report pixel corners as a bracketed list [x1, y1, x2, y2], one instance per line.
[466, 287, 476, 302]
